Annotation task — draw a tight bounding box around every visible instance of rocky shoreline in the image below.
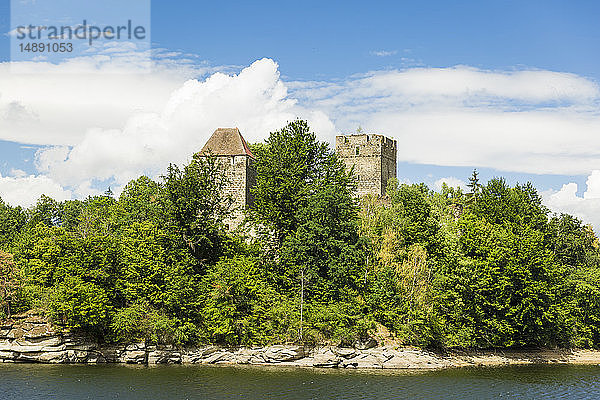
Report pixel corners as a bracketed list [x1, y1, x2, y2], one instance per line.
[2, 311, 600, 369]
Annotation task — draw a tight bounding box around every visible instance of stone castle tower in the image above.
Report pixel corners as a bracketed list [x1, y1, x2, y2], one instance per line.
[335, 134, 397, 197]
[197, 128, 256, 229]
[196, 129, 397, 230]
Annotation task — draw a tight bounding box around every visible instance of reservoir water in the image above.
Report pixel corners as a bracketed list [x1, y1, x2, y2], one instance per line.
[1, 363, 600, 399]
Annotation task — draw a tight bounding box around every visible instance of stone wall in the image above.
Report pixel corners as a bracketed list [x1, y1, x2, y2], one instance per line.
[217, 155, 256, 230]
[335, 134, 397, 197]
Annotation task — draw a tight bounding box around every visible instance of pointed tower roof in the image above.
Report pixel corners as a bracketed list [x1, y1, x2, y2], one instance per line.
[198, 128, 255, 158]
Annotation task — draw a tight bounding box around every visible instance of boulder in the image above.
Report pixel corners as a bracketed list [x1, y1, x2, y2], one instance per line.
[121, 350, 147, 364]
[38, 351, 68, 363]
[148, 350, 181, 364]
[353, 337, 378, 350]
[312, 350, 341, 368]
[262, 346, 305, 363]
[333, 347, 356, 358]
[203, 350, 234, 364]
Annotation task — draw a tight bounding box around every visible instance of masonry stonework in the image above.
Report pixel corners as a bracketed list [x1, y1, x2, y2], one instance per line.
[335, 134, 397, 197]
[197, 128, 257, 230]
[198, 129, 397, 231]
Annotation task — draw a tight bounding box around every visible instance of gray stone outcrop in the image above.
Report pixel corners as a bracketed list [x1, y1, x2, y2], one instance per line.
[2, 311, 599, 369]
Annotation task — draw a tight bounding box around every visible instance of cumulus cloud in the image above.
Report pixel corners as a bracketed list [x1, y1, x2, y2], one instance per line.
[33, 58, 336, 196]
[289, 66, 600, 175]
[0, 46, 223, 146]
[543, 170, 600, 233]
[3, 53, 600, 220]
[434, 177, 468, 192]
[0, 173, 71, 208]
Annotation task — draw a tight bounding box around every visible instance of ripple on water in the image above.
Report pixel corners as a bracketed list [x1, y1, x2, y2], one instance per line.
[0, 363, 600, 400]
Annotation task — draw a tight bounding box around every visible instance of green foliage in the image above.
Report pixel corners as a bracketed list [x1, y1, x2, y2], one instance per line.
[200, 256, 294, 345]
[118, 176, 164, 225]
[437, 216, 559, 347]
[303, 297, 375, 346]
[1, 120, 600, 350]
[162, 154, 230, 265]
[111, 301, 187, 344]
[47, 276, 112, 333]
[0, 199, 26, 249]
[0, 250, 20, 318]
[251, 119, 334, 242]
[251, 120, 366, 299]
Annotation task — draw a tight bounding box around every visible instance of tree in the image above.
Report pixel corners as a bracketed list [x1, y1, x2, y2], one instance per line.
[548, 213, 595, 269]
[0, 199, 26, 249]
[201, 255, 290, 345]
[28, 195, 60, 228]
[0, 251, 19, 318]
[162, 154, 230, 265]
[251, 119, 331, 243]
[466, 169, 481, 205]
[118, 176, 165, 226]
[251, 120, 365, 296]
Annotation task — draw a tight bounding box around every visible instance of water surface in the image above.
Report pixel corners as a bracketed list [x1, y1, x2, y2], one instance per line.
[1, 363, 599, 399]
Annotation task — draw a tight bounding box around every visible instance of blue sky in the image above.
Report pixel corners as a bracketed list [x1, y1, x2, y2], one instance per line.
[147, 0, 600, 80]
[0, 0, 600, 229]
[4, 1, 600, 78]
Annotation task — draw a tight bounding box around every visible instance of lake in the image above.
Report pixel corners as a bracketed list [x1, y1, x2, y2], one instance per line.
[1, 363, 599, 399]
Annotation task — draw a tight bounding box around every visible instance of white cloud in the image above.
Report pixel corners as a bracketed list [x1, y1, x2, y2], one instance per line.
[33, 58, 336, 194]
[0, 46, 222, 146]
[434, 177, 468, 192]
[291, 66, 598, 105]
[583, 170, 600, 199]
[543, 170, 600, 234]
[0, 173, 71, 208]
[289, 66, 600, 175]
[371, 50, 397, 57]
[3, 54, 600, 212]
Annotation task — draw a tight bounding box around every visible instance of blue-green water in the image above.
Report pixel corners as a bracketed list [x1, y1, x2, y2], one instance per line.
[1, 364, 600, 399]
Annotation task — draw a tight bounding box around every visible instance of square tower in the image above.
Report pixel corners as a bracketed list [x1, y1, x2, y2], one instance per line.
[197, 128, 257, 230]
[335, 134, 397, 197]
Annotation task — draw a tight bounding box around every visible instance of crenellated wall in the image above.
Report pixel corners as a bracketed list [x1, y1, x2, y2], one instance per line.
[335, 134, 397, 197]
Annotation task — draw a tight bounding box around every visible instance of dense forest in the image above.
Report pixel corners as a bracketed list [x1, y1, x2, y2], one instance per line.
[1, 120, 599, 349]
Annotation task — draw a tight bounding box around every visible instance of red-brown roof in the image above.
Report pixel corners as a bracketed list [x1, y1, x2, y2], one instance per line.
[197, 128, 255, 158]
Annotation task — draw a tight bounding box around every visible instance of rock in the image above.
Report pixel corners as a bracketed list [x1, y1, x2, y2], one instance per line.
[333, 347, 356, 358]
[121, 350, 147, 364]
[86, 352, 107, 363]
[38, 351, 68, 363]
[16, 352, 43, 362]
[6, 328, 26, 339]
[0, 351, 15, 360]
[353, 337, 378, 350]
[203, 351, 233, 364]
[24, 325, 54, 338]
[97, 347, 121, 363]
[231, 348, 255, 364]
[312, 350, 341, 368]
[262, 346, 305, 363]
[0, 340, 13, 351]
[148, 350, 181, 364]
[126, 342, 145, 351]
[16, 337, 62, 348]
[343, 353, 384, 368]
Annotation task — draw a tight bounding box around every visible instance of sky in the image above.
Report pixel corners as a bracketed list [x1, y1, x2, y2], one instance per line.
[1, 0, 600, 230]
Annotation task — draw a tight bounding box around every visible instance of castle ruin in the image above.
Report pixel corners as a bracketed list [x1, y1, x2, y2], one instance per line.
[196, 128, 256, 230]
[335, 134, 397, 197]
[198, 128, 397, 229]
